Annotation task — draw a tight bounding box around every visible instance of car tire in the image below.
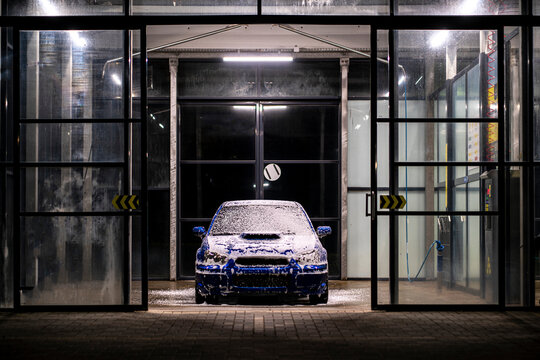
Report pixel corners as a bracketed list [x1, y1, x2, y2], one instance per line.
[195, 288, 205, 304]
[309, 288, 329, 305]
[206, 295, 219, 305]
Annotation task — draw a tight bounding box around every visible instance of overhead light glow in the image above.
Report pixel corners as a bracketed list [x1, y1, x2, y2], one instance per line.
[223, 56, 293, 62]
[264, 105, 287, 110]
[398, 76, 406, 85]
[429, 30, 450, 49]
[159, 123, 165, 129]
[111, 74, 122, 86]
[233, 105, 255, 110]
[459, 0, 480, 15]
[69, 31, 87, 48]
[39, 0, 60, 15]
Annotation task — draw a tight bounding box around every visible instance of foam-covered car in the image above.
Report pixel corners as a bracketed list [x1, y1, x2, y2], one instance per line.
[194, 200, 330, 304]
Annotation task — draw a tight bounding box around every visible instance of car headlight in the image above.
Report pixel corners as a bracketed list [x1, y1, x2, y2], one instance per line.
[296, 249, 318, 265]
[202, 250, 228, 265]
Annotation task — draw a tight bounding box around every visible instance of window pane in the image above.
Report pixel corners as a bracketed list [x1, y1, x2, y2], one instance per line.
[148, 105, 170, 188]
[131, 0, 257, 15]
[397, 0, 521, 15]
[396, 30, 497, 119]
[533, 28, 540, 161]
[264, 105, 339, 160]
[180, 164, 255, 218]
[260, 61, 340, 97]
[389, 166, 497, 212]
[505, 27, 523, 162]
[21, 31, 124, 119]
[148, 59, 170, 98]
[20, 216, 124, 305]
[395, 123, 498, 162]
[393, 215, 498, 305]
[3, 0, 123, 16]
[0, 167, 14, 308]
[21, 167, 123, 212]
[20, 123, 124, 163]
[263, 163, 339, 218]
[147, 191, 170, 279]
[178, 61, 257, 98]
[262, 0, 389, 15]
[180, 105, 256, 161]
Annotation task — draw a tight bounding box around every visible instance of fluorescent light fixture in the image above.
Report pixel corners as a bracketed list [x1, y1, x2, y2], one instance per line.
[223, 56, 293, 62]
[69, 31, 87, 48]
[429, 30, 450, 49]
[398, 76, 406, 85]
[159, 123, 165, 129]
[415, 75, 423, 86]
[264, 105, 287, 110]
[111, 74, 122, 86]
[233, 105, 255, 110]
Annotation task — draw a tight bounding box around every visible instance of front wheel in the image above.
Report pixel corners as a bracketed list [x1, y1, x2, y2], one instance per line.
[309, 288, 329, 305]
[195, 288, 205, 304]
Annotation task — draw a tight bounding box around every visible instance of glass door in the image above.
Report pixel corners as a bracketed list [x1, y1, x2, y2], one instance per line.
[371, 27, 504, 308]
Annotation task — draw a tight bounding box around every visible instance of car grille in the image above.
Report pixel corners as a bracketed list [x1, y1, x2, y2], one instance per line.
[235, 257, 289, 266]
[233, 274, 289, 288]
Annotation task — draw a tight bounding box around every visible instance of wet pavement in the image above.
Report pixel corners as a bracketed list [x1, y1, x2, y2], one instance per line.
[1, 280, 539, 359]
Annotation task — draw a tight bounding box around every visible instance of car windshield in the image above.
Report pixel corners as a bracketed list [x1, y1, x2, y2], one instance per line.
[209, 204, 313, 236]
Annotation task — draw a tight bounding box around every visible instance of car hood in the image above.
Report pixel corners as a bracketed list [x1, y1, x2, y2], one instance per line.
[206, 233, 316, 259]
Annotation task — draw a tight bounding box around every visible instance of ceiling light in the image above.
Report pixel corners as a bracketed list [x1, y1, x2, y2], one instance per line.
[429, 30, 450, 49]
[69, 31, 87, 48]
[264, 105, 287, 110]
[223, 56, 293, 62]
[459, 0, 480, 15]
[111, 74, 122, 86]
[39, 0, 60, 15]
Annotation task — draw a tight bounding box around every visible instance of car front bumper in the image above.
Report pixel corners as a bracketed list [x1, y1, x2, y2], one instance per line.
[195, 259, 328, 297]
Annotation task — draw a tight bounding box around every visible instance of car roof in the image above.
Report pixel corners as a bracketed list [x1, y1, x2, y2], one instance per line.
[222, 200, 300, 208]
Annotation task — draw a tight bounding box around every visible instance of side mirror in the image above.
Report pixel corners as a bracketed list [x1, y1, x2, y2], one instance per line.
[316, 226, 332, 238]
[193, 226, 206, 238]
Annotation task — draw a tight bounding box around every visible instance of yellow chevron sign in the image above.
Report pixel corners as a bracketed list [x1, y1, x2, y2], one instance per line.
[112, 195, 139, 210]
[380, 195, 407, 210]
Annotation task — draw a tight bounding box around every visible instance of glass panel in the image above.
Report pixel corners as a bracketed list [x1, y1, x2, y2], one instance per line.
[263, 104, 339, 160]
[0, 167, 14, 308]
[20, 123, 124, 163]
[3, 0, 123, 15]
[347, 192, 371, 278]
[506, 167, 525, 306]
[21, 30, 124, 119]
[396, 30, 497, 119]
[389, 166, 497, 212]
[505, 28, 523, 162]
[131, 30, 141, 119]
[535, 167, 540, 307]
[20, 216, 124, 305]
[180, 105, 256, 161]
[536, 0, 540, 15]
[377, 215, 390, 304]
[262, 0, 389, 15]
[396, 0, 521, 15]
[259, 61, 340, 97]
[533, 28, 540, 161]
[178, 61, 257, 97]
[147, 190, 169, 279]
[180, 164, 255, 218]
[395, 215, 498, 305]
[396, 123, 499, 162]
[312, 220, 339, 277]
[348, 101, 390, 187]
[148, 59, 170, 98]
[378, 31, 389, 118]
[21, 167, 123, 212]
[131, 0, 257, 15]
[263, 163, 339, 218]
[130, 215, 142, 305]
[148, 104, 170, 188]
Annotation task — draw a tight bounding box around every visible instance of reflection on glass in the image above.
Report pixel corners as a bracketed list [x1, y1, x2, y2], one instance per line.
[396, 30, 497, 119]
[21, 31, 125, 119]
[390, 166, 497, 212]
[533, 29, 540, 161]
[0, 168, 14, 308]
[20, 216, 124, 305]
[397, 0, 520, 15]
[3, 0, 123, 16]
[392, 215, 497, 305]
[21, 167, 123, 212]
[180, 105, 256, 161]
[396, 123, 498, 162]
[20, 123, 124, 163]
[264, 105, 339, 160]
[132, 0, 257, 15]
[505, 27, 523, 162]
[148, 106, 170, 188]
[262, 0, 389, 15]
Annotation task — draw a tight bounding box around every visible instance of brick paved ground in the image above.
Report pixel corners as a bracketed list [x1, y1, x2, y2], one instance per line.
[1, 308, 539, 359]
